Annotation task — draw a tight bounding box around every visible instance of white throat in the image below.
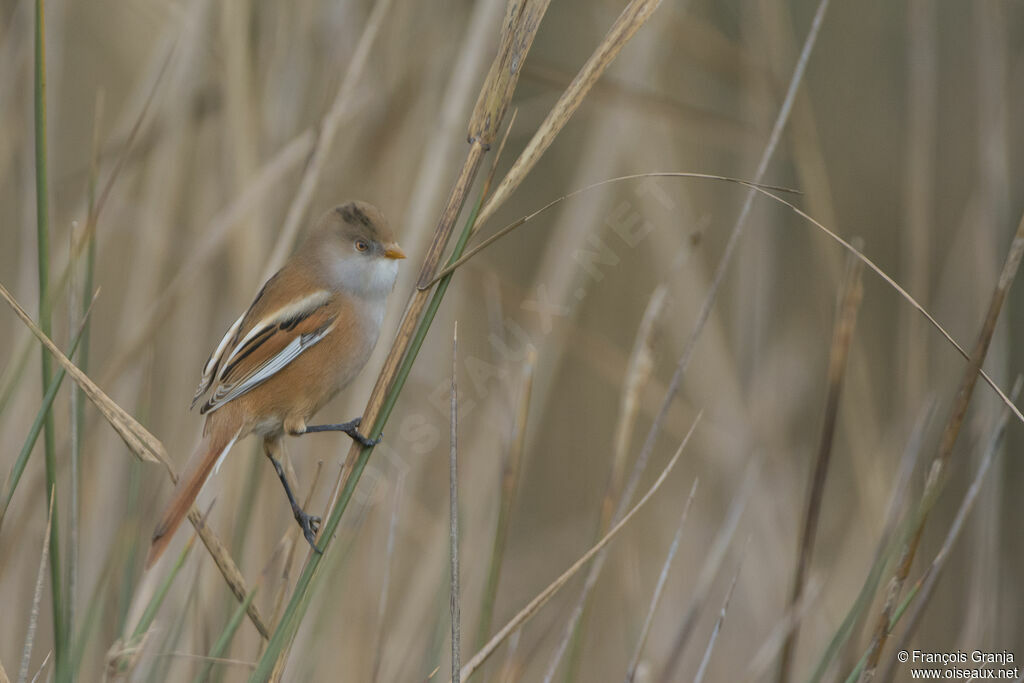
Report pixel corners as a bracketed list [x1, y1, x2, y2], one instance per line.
[331, 255, 399, 300]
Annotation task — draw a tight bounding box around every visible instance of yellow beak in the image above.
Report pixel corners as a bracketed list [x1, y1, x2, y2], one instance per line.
[384, 243, 406, 260]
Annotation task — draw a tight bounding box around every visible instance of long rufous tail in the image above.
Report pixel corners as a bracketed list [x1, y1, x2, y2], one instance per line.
[146, 416, 242, 568]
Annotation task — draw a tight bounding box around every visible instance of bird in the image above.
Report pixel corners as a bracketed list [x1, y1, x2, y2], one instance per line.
[147, 201, 405, 568]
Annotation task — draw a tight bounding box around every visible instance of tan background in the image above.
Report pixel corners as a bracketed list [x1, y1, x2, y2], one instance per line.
[1, 0, 1023, 680]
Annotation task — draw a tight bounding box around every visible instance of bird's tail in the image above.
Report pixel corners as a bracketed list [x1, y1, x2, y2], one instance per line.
[146, 416, 242, 568]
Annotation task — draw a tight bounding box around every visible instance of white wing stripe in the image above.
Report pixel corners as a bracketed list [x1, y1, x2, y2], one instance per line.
[220, 290, 330, 374]
[205, 313, 245, 377]
[202, 320, 336, 413]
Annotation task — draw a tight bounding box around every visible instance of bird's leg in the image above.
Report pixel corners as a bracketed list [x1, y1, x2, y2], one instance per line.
[263, 436, 321, 553]
[303, 417, 382, 447]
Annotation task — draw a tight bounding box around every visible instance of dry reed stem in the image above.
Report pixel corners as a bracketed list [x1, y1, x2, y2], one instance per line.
[1, 288, 99, 530]
[18, 491, 53, 683]
[778, 248, 864, 683]
[395, 0, 508, 293]
[0, 278, 272, 641]
[425, 172, 794, 286]
[0, 658, 8, 683]
[258, 9, 553, 674]
[261, 0, 395, 279]
[474, 0, 664, 229]
[460, 415, 701, 681]
[186, 508, 271, 640]
[859, 210, 1024, 680]
[265, 144, 489, 681]
[624, 478, 699, 683]
[467, 0, 551, 151]
[329, 0, 549, 537]
[0, 282, 166, 466]
[413, 0, 549, 290]
[449, 322, 461, 683]
[328, 139, 485, 511]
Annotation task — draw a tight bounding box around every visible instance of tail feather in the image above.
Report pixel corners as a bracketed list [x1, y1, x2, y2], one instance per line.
[147, 419, 241, 568]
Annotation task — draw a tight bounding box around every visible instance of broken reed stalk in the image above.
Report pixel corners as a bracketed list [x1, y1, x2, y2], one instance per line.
[450, 323, 461, 683]
[858, 210, 1024, 681]
[473, 0, 665, 231]
[248, 3, 551, 678]
[1, 292, 97, 530]
[777, 247, 864, 683]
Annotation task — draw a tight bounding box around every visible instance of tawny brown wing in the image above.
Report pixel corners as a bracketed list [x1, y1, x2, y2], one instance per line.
[198, 291, 337, 415]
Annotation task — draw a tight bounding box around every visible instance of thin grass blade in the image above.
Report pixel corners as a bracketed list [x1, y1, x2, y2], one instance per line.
[192, 587, 259, 683]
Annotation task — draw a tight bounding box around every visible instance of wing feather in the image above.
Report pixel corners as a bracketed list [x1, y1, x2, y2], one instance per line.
[191, 313, 245, 409]
[198, 292, 336, 415]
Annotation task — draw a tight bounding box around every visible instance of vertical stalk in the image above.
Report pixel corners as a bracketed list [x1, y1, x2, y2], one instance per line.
[68, 92, 101, 673]
[449, 323, 461, 683]
[33, 0, 66, 678]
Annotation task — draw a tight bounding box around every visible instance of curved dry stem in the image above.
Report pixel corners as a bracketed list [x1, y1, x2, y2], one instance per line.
[423, 172, 1024, 428]
[422, 172, 797, 288]
[460, 415, 701, 680]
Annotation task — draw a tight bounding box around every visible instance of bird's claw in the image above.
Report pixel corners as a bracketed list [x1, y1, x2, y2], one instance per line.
[303, 417, 382, 446]
[350, 430, 382, 447]
[295, 510, 322, 553]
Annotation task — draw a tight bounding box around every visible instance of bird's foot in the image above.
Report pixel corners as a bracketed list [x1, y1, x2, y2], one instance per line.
[294, 508, 322, 553]
[304, 417, 382, 447]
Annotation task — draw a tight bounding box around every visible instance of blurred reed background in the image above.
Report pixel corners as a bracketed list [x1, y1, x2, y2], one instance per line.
[1, 0, 1023, 681]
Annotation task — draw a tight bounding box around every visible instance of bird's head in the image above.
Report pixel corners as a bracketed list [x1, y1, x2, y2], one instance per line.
[310, 201, 406, 298]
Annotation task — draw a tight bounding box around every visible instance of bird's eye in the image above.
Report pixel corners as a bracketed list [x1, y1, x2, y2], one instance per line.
[355, 240, 369, 252]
